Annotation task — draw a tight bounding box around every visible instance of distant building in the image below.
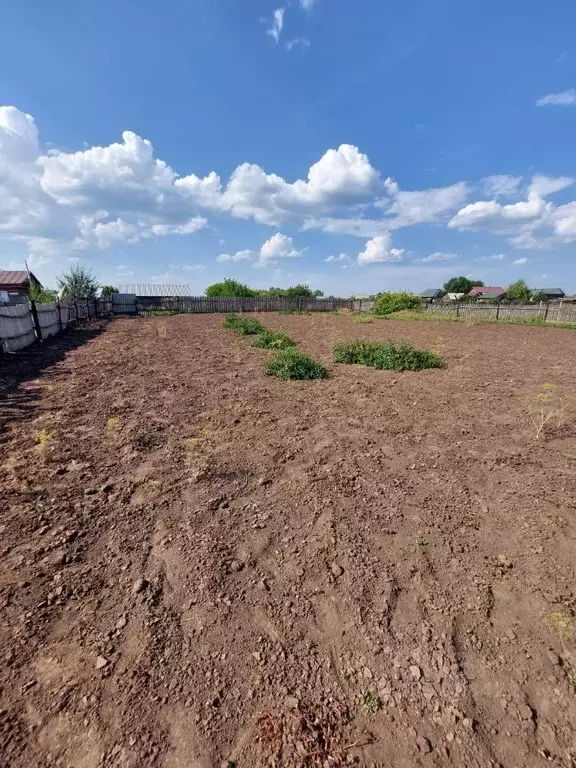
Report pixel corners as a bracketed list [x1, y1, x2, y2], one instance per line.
[0, 270, 42, 305]
[444, 292, 465, 302]
[531, 288, 565, 300]
[469, 285, 505, 301]
[420, 288, 443, 303]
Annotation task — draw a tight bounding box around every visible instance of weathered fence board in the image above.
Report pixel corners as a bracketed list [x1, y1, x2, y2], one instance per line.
[422, 302, 576, 323]
[0, 303, 37, 352]
[133, 296, 355, 314]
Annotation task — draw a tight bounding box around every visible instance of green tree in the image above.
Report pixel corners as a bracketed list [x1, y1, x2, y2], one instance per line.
[263, 284, 323, 298]
[506, 279, 532, 303]
[206, 278, 259, 297]
[28, 282, 57, 304]
[100, 285, 118, 298]
[443, 276, 484, 294]
[532, 291, 548, 303]
[58, 264, 99, 300]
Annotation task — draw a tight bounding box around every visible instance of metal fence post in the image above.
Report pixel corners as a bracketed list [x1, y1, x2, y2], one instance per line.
[56, 298, 63, 332]
[30, 300, 42, 344]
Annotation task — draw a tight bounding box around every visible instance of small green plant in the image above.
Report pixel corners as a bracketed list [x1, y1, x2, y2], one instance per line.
[251, 330, 296, 350]
[372, 292, 421, 316]
[566, 666, 576, 692]
[416, 536, 429, 548]
[107, 416, 120, 430]
[360, 691, 382, 715]
[36, 429, 53, 450]
[524, 383, 570, 439]
[352, 314, 374, 324]
[333, 340, 443, 372]
[265, 349, 327, 380]
[223, 313, 265, 335]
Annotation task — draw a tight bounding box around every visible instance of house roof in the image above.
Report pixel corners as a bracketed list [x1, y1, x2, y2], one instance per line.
[532, 288, 565, 296]
[0, 270, 29, 286]
[446, 292, 465, 300]
[469, 285, 505, 296]
[420, 288, 443, 298]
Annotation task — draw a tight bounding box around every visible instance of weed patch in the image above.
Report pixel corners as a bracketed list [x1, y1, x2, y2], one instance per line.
[251, 329, 296, 350]
[36, 429, 53, 450]
[333, 339, 443, 371]
[223, 313, 265, 335]
[359, 691, 382, 715]
[265, 349, 327, 380]
[524, 383, 572, 438]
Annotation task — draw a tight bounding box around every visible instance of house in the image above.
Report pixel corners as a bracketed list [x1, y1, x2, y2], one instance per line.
[0, 270, 42, 305]
[531, 288, 565, 300]
[444, 292, 465, 302]
[469, 285, 505, 301]
[420, 288, 443, 303]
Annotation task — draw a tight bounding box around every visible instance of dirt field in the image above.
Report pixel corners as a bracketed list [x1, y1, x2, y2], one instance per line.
[1, 313, 576, 768]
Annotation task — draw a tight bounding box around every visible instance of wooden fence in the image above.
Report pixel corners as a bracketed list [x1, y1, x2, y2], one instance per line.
[0, 298, 105, 354]
[130, 296, 355, 314]
[422, 302, 576, 324]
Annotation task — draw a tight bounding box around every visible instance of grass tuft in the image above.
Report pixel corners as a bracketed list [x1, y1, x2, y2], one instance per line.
[251, 329, 296, 350]
[360, 691, 382, 715]
[223, 313, 265, 335]
[265, 349, 327, 380]
[333, 339, 443, 371]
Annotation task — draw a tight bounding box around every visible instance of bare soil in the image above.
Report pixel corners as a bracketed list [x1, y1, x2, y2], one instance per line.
[1, 313, 576, 768]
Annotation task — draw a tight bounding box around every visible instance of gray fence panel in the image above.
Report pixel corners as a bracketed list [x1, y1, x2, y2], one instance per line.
[0, 302, 36, 352]
[36, 301, 59, 340]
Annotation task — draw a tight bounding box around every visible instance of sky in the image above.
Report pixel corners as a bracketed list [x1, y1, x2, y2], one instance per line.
[1, 0, 576, 296]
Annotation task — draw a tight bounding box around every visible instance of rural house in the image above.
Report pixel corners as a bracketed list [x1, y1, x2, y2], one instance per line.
[531, 288, 565, 300]
[420, 288, 443, 303]
[468, 285, 505, 301]
[0, 270, 42, 305]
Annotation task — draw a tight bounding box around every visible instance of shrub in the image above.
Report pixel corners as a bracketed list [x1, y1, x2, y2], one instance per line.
[251, 330, 296, 349]
[265, 349, 327, 380]
[372, 292, 421, 316]
[333, 340, 443, 371]
[223, 313, 265, 335]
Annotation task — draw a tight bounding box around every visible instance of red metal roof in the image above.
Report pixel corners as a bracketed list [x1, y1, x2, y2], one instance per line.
[0, 270, 29, 287]
[469, 285, 505, 295]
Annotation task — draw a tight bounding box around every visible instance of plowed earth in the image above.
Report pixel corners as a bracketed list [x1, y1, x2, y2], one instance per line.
[1, 313, 575, 768]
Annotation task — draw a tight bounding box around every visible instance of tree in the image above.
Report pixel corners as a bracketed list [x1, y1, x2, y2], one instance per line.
[443, 276, 484, 294]
[532, 291, 548, 303]
[58, 264, 99, 300]
[263, 284, 323, 298]
[206, 279, 259, 297]
[100, 285, 118, 298]
[506, 279, 532, 303]
[28, 282, 57, 304]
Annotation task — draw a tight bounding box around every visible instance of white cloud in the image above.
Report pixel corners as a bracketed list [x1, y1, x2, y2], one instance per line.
[325, 253, 349, 263]
[266, 8, 284, 42]
[482, 175, 522, 198]
[482, 253, 506, 261]
[217, 249, 255, 263]
[286, 38, 311, 51]
[181, 264, 205, 270]
[528, 174, 573, 198]
[420, 251, 457, 262]
[513, 257, 529, 265]
[258, 233, 302, 265]
[378, 180, 469, 228]
[150, 217, 207, 236]
[536, 89, 576, 106]
[300, 0, 316, 7]
[357, 234, 404, 266]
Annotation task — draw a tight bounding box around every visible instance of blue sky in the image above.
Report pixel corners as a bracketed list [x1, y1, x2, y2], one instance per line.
[1, 0, 576, 295]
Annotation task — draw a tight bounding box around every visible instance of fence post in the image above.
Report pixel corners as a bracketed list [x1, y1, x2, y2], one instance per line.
[544, 303, 549, 323]
[86, 300, 91, 322]
[56, 298, 63, 332]
[456, 303, 460, 318]
[496, 303, 500, 320]
[30, 299, 42, 344]
[74, 301, 79, 325]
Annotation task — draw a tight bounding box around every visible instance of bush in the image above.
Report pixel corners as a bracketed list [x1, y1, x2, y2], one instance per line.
[251, 330, 296, 349]
[265, 349, 327, 380]
[333, 340, 443, 371]
[372, 292, 421, 316]
[223, 313, 264, 335]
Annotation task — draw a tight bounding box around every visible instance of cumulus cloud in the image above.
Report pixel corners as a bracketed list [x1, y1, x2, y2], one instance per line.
[267, 8, 284, 42]
[217, 249, 255, 263]
[536, 89, 576, 106]
[420, 252, 458, 262]
[513, 257, 529, 265]
[357, 234, 404, 266]
[259, 233, 301, 265]
[325, 253, 349, 263]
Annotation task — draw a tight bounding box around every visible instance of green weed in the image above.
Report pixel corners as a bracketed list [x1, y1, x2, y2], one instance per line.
[251, 330, 296, 350]
[223, 313, 265, 335]
[265, 349, 327, 380]
[416, 536, 429, 548]
[360, 691, 382, 715]
[547, 611, 574, 641]
[106, 416, 120, 430]
[36, 429, 53, 450]
[333, 339, 443, 371]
